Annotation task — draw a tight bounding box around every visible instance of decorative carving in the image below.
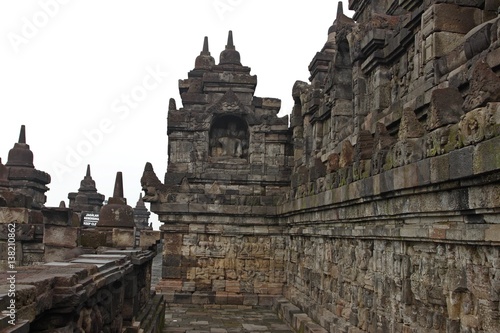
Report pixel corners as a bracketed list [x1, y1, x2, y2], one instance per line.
[168, 98, 177, 111]
[427, 88, 464, 131]
[140, 162, 167, 203]
[326, 153, 340, 173]
[484, 102, 500, 139]
[371, 123, 395, 174]
[459, 109, 486, 146]
[392, 139, 424, 167]
[463, 59, 500, 112]
[339, 140, 355, 168]
[399, 108, 425, 140]
[356, 130, 374, 160]
[207, 89, 250, 115]
[425, 126, 452, 157]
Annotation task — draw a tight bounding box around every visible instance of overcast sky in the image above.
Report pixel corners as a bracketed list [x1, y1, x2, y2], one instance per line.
[0, 1, 353, 229]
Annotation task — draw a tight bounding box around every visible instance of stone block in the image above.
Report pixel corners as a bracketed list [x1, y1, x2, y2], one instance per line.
[139, 230, 160, 248]
[215, 292, 228, 304]
[424, 32, 464, 62]
[305, 321, 328, 333]
[225, 280, 241, 293]
[416, 159, 431, 186]
[464, 22, 493, 60]
[156, 279, 182, 292]
[163, 254, 181, 267]
[192, 292, 213, 304]
[427, 87, 464, 130]
[42, 207, 73, 226]
[226, 293, 244, 305]
[80, 229, 107, 248]
[258, 295, 275, 306]
[0, 223, 34, 241]
[157, 291, 174, 302]
[449, 146, 474, 180]
[243, 293, 258, 306]
[163, 203, 189, 212]
[173, 292, 192, 304]
[0, 207, 29, 224]
[212, 280, 226, 292]
[253, 226, 269, 234]
[182, 281, 196, 292]
[112, 228, 135, 248]
[207, 204, 223, 214]
[44, 245, 81, 262]
[463, 60, 500, 112]
[484, 225, 500, 242]
[422, 4, 481, 37]
[162, 266, 181, 279]
[188, 203, 207, 214]
[164, 233, 183, 250]
[463, 225, 485, 241]
[473, 136, 500, 175]
[430, 153, 450, 184]
[430, 227, 447, 240]
[43, 225, 79, 248]
[188, 224, 206, 233]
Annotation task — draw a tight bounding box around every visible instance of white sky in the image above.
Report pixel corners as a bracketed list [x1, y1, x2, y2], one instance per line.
[0, 1, 353, 229]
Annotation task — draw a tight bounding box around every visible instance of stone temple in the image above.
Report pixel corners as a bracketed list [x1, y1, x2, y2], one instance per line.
[3, 0, 500, 332]
[142, 0, 500, 332]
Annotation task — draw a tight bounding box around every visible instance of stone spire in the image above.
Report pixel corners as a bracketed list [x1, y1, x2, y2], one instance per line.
[80, 165, 96, 191]
[309, 1, 355, 86]
[5, 125, 50, 208]
[328, 1, 355, 35]
[68, 164, 105, 213]
[219, 30, 242, 66]
[96, 171, 135, 228]
[113, 171, 124, 198]
[194, 36, 215, 70]
[133, 193, 151, 230]
[6, 125, 34, 168]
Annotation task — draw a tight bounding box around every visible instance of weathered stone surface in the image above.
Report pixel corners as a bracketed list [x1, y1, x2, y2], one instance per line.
[427, 87, 464, 131]
[80, 228, 108, 248]
[112, 228, 135, 248]
[43, 225, 79, 248]
[463, 59, 500, 112]
[135, 2, 500, 333]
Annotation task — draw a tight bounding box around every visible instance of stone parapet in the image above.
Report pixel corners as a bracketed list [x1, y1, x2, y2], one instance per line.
[0, 250, 163, 333]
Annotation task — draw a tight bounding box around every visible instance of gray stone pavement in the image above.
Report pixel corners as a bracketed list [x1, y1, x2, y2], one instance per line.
[163, 305, 294, 333]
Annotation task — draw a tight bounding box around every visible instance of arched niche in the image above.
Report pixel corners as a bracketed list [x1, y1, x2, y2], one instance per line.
[209, 115, 249, 160]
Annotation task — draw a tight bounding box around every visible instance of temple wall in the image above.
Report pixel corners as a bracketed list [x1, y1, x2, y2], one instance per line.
[156, 220, 287, 306]
[284, 236, 500, 332]
[280, 0, 500, 331]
